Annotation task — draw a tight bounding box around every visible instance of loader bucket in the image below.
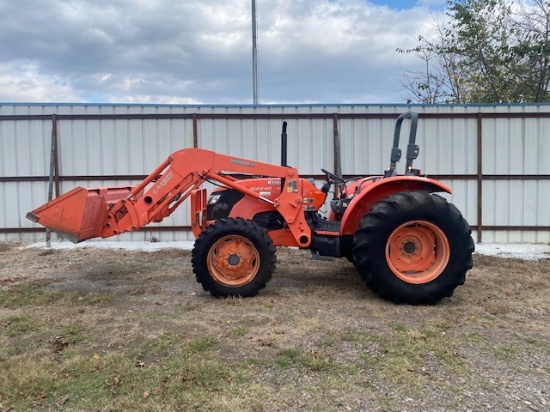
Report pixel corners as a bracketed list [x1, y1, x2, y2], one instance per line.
[26, 186, 134, 243]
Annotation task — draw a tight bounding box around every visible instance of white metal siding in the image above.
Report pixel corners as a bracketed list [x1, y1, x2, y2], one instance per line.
[480, 105, 550, 242]
[1, 103, 549, 244]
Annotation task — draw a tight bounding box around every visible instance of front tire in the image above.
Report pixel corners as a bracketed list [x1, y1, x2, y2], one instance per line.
[192, 218, 276, 297]
[353, 191, 474, 305]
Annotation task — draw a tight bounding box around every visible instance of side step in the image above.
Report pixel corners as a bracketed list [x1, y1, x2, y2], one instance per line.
[310, 220, 342, 258]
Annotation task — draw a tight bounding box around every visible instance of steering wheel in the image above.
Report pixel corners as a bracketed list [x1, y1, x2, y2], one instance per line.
[321, 168, 345, 184]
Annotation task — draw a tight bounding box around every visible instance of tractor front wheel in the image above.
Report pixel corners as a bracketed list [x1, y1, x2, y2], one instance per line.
[353, 191, 474, 305]
[192, 218, 276, 297]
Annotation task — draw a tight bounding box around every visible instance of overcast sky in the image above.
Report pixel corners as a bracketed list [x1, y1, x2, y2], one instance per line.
[0, 0, 447, 105]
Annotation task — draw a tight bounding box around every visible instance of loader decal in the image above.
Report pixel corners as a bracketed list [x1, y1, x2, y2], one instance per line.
[153, 171, 174, 195]
[287, 180, 298, 193]
[230, 158, 255, 168]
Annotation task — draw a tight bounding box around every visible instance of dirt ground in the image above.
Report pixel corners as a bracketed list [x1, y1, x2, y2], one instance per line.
[1, 241, 550, 411]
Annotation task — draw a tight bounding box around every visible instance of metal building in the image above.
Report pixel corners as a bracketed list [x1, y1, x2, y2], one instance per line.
[1, 103, 549, 244]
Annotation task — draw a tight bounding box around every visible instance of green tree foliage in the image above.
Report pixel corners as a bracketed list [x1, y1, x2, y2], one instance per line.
[398, 0, 550, 103]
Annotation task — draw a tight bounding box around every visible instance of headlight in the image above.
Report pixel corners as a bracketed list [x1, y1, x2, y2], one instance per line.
[208, 194, 221, 205]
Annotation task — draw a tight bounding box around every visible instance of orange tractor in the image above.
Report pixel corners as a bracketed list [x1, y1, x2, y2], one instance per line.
[28, 112, 474, 304]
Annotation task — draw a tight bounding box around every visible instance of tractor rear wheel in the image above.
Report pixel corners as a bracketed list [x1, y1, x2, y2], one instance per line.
[353, 191, 474, 305]
[192, 218, 276, 297]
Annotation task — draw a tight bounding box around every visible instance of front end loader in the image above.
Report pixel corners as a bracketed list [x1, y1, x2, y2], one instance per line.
[27, 112, 474, 305]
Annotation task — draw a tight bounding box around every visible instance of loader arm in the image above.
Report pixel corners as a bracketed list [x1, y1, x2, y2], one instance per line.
[28, 148, 312, 246]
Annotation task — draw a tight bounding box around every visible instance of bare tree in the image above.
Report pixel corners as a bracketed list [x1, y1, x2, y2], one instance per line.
[515, 0, 550, 101]
[397, 23, 463, 103]
[398, 0, 550, 103]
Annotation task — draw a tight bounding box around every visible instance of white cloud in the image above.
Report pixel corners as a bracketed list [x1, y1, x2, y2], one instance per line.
[106, 95, 203, 105]
[0, 0, 445, 104]
[0, 62, 83, 102]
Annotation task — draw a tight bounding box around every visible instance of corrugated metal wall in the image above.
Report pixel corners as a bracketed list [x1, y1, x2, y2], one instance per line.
[1, 103, 549, 244]
[481, 106, 550, 243]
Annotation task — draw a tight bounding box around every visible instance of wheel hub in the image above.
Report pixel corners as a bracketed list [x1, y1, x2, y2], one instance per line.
[403, 241, 416, 254]
[227, 254, 240, 266]
[207, 235, 260, 286]
[385, 220, 450, 284]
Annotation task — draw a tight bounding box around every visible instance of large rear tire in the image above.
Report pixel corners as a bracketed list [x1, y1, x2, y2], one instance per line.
[353, 191, 474, 305]
[192, 218, 276, 297]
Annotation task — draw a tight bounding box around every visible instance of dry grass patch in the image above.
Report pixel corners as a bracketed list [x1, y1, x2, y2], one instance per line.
[0, 245, 549, 411]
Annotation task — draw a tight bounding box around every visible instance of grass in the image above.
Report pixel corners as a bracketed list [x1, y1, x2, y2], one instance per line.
[0, 284, 116, 308]
[0, 283, 249, 410]
[186, 336, 218, 354]
[494, 344, 519, 361]
[0, 348, 241, 411]
[355, 324, 471, 394]
[2, 315, 36, 336]
[1, 247, 549, 411]
[0, 334, 540, 412]
[1, 309, 414, 410]
[274, 347, 327, 370]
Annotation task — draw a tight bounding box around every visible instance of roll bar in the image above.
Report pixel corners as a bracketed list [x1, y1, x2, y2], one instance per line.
[384, 111, 420, 177]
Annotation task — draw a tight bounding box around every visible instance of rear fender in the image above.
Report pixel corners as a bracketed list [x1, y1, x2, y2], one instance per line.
[339, 176, 451, 236]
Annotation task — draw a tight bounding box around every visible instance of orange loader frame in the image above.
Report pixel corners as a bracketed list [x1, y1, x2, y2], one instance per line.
[27, 148, 314, 247]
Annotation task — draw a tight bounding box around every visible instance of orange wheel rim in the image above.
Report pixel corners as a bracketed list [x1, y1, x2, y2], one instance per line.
[385, 220, 450, 284]
[207, 235, 260, 286]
